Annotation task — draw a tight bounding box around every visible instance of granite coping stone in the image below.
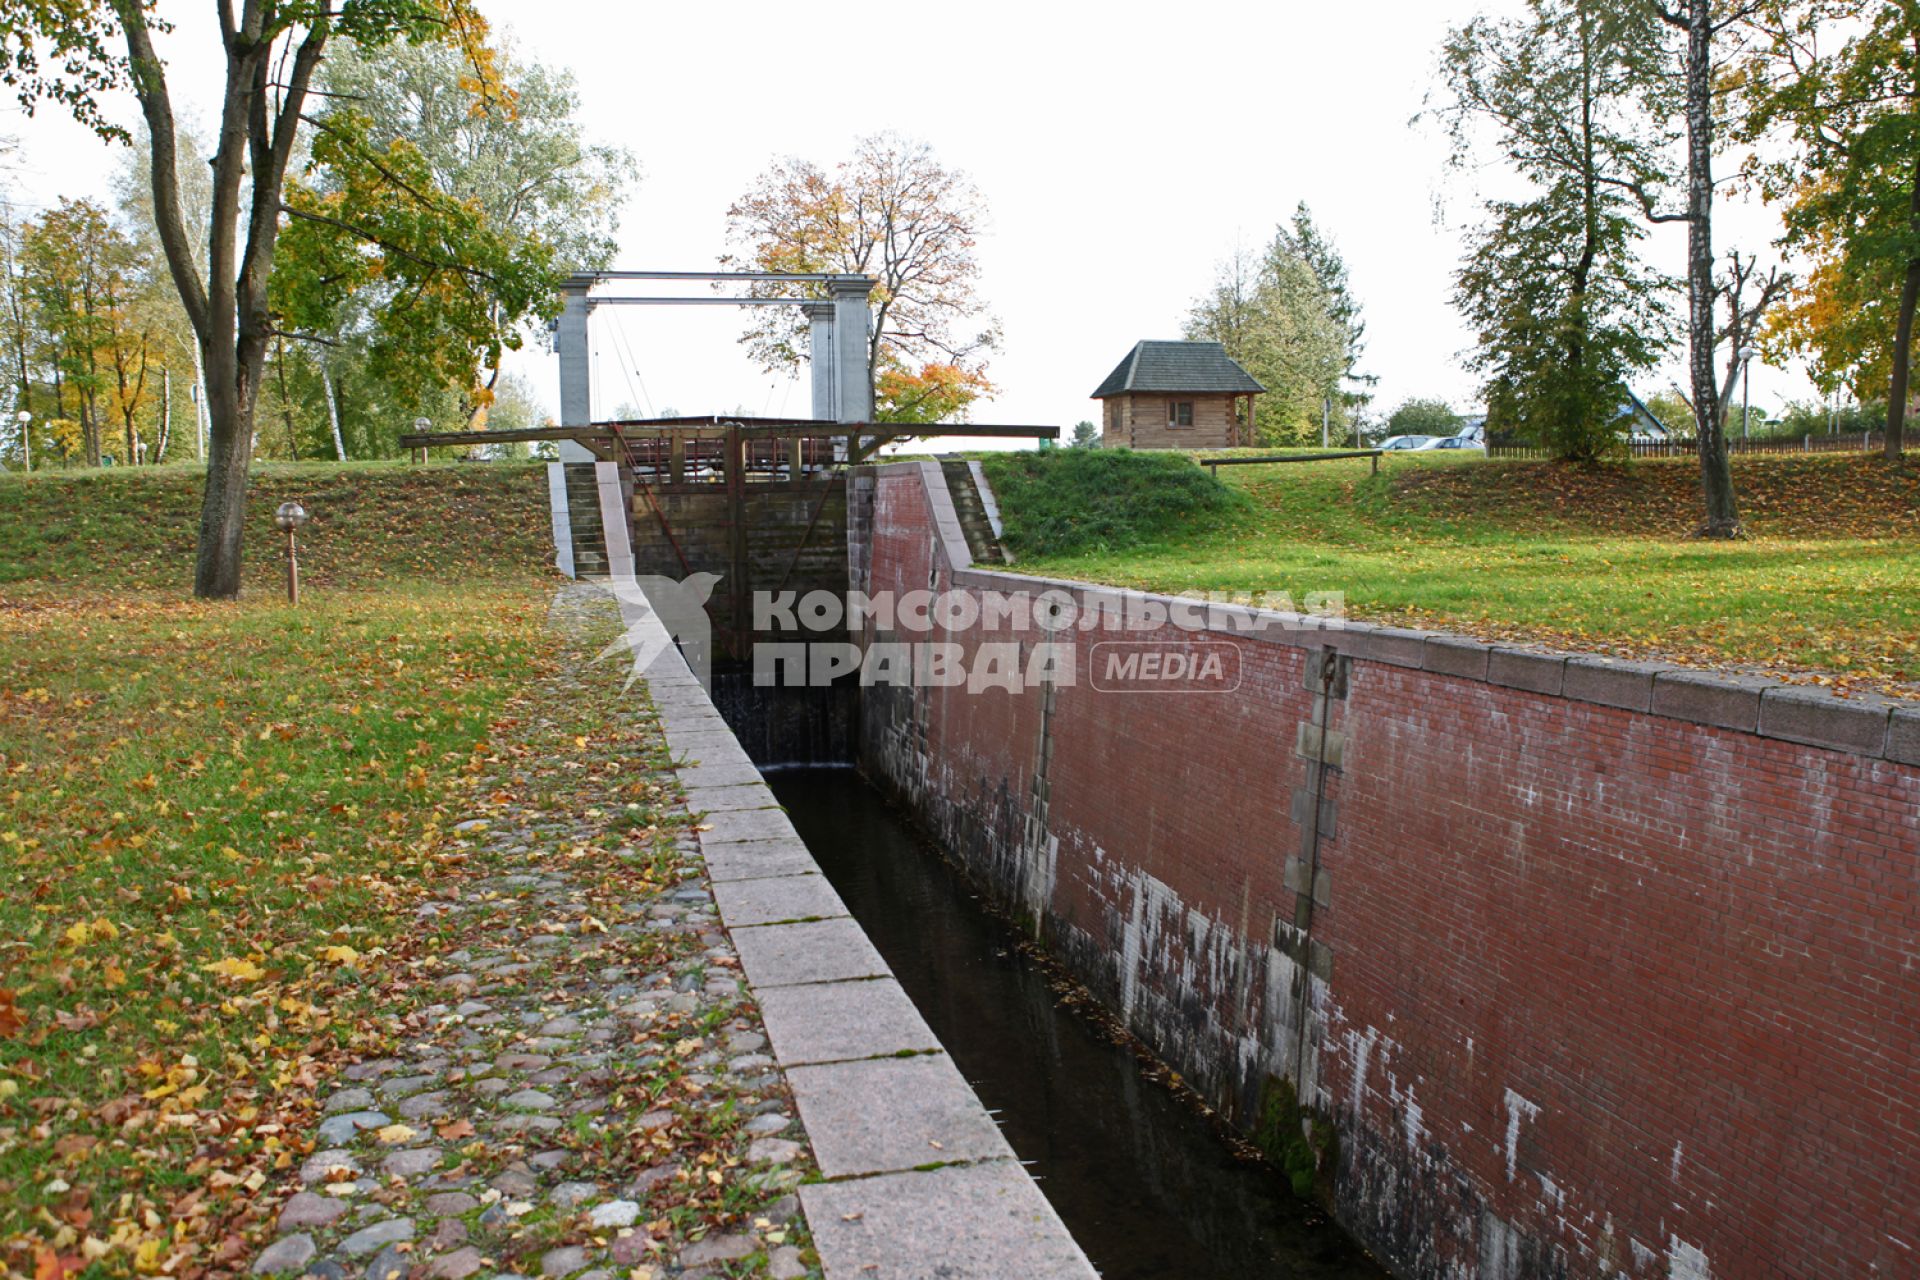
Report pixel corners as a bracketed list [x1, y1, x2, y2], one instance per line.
[673, 762, 766, 790]
[1562, 656, 1673, 712]
[731, 918, 889, 988]
[683, 783, 782, 813]
[699, 805, 798, 844]
[1889, 706, 1920, 767]
[1758, 685, 1898, 755]
[801, 1161, 1098, 1280]
[710, 873, 851, 928]
[1487, 648, 1568, 697]
[666, 732, 754, 762]
[785, 1054, 1015, 1177]
[755, 978, 944, 1066]
[663, 725, 739, 752]
[1367, 627, 1433, 670]
[1652, 669, 1777, 734]
[700, 838, 821, 883]
[1423, 635, 1494, 681]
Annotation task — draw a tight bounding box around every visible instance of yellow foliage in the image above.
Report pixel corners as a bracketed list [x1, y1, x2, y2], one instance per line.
[202, 957, 265, 983]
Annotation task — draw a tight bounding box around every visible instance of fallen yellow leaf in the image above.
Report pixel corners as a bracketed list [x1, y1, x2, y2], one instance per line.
[203, 957, 265, 982]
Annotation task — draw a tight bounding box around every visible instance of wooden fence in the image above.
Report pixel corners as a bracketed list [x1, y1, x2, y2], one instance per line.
[1486, 433, 1886, 460]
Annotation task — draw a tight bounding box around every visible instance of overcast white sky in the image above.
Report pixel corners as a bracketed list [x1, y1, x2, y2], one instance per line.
[3, 0, 1821, 437]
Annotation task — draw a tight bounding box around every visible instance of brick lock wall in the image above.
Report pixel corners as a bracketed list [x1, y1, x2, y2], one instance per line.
[853, 463, 1920, 1280]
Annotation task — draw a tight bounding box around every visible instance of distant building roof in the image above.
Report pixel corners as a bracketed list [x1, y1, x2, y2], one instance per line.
[1621, 390, 1670, 437]
[1092, 341, 1265, 398]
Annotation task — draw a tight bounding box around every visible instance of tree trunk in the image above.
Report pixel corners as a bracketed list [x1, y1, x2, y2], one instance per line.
[1890, 259, 1918, 459]
[192, 342, 207, 461]
[1681, 0, 1740, 536]
[1887, 149, 1920, 461]
[275, 338, 300, 461]
[193, 343, 254, 598]
[82, 395, 101, 467]
[322, 363, 346, 462]
[157, 366, 171, 463]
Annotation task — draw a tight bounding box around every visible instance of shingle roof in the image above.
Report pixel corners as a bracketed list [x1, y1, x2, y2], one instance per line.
[1091, 340, 1266, 398]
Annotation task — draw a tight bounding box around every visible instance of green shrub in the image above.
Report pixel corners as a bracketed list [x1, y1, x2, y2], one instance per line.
[978, 448, 1245, 558]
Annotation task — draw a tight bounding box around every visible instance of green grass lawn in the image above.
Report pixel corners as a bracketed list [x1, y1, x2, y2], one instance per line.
[980, 449, 1920, 689]
[0, 464, 567, 1274]
[0, 460, 553, 593]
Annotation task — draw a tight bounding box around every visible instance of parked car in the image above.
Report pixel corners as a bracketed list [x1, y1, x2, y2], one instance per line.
[1434, 436, 1485, 451]
[1380, 435, 1436, 451]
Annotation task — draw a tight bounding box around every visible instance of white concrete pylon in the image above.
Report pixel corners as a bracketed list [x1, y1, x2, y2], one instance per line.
[806, 301, 837, 423]
[829, 277, 873, 424]
[556, 276, 594, 462]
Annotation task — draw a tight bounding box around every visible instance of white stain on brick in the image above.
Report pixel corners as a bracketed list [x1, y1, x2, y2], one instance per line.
[1504, 1088, 1540, 1182]
[1668, 1236, 1711, 1280]
[1670, 1140, 1684, 1182]
[1349, 1026, 1380, 1123]
[1402, 1086, 1425, 1153]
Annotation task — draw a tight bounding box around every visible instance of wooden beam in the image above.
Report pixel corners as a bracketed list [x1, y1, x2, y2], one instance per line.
[397, 425, 616, 451]
[1201, 450, 1382, 478]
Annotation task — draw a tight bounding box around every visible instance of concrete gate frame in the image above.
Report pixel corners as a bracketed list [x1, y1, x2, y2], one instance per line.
[550, 269, 878, 463]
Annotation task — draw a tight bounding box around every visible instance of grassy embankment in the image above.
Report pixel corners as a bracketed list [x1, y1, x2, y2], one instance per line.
[0, 463, 571, 1273]
[979, 448, 1920, 690]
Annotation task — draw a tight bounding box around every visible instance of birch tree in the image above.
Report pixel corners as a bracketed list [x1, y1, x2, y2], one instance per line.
[1435, 0, 1676, 462]
[1644, 0, 1771, 534]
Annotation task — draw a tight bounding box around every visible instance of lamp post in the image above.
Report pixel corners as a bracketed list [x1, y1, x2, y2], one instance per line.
[15, 410, 28, 472]
[1738, 346, 1759, 442]
[274, 501, 309, 605]
[413, 416, 431, 465]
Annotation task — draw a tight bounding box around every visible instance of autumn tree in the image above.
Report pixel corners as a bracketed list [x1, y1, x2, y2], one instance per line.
[1434, 0, 1677, 463]
[19, 198, 150, 465]
[0, 0, 493, 597]
[277, 35, 632, 428]
[0, 199, 40, 465]
[1186, 212, 1360, 445]
[1739, 0, 1918, 459]
[725, 133, 1000, 423]
[115, 119, 215, 458]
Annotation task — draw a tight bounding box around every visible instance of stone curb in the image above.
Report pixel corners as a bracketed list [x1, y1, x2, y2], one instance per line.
[608, 581, 1096, 1279]
[900, 467, 1920, 765]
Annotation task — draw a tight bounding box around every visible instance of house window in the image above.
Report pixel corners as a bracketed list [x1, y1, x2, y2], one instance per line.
[1169, 400, 1194, 428]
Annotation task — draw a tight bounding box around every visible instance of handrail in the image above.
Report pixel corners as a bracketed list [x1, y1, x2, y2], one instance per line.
[1202, 450, 1383, 476]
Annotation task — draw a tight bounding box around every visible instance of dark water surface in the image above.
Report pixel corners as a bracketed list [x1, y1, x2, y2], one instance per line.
[767, 768, 1386, 1280]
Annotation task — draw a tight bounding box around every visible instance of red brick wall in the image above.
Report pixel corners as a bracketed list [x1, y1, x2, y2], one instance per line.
[855, 464, 1920, 1280]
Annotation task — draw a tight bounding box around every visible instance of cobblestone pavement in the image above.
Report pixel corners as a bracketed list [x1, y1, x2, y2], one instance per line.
[245, 586, 818, 1280]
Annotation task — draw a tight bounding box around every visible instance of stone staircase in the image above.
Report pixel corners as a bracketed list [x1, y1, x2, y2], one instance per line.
[562, 463, 610, 579]
[938, 459, 1007, 566]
